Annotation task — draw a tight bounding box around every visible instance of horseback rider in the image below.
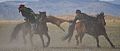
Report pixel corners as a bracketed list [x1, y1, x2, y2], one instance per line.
[18, 4, 37, 33]
[73, 10, 90, 23]
[63, 10, 89, 41]
[18, 4, 36, 23]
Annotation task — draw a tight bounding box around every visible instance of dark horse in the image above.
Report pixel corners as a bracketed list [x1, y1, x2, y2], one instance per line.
[10, 14, 69, 47]
[72, 13, 115, 48]
[36, 12, 50, 47]
[10, 12, 50, 47]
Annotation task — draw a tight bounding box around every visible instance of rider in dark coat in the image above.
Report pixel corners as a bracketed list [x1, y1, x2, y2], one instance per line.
[18, 4, 36, 23]
[63, 10, 89, 41]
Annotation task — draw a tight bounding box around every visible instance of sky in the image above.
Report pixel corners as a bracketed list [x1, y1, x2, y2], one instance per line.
[0, 0, 39, 2]
[99, 0, 114, 1]
[0, 0, 120, 5]
[0, 0, 116, 2]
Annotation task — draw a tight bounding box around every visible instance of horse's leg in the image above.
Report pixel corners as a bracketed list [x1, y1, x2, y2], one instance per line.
[44, 33, 50, 47]
[29, 33, 34, 46]
[79, 33, 85, 43]
[75, 32, 84, 45]
[75, 34, 79, 45]
[95, 36, 101, 48]
[68, 32, 73, 42]
[39, 34, 45, 47]
[104, 34, 115, 48]
[57, 25, 65, 32]
[67, 25, 75, 42]
[23, 31, 28, 45]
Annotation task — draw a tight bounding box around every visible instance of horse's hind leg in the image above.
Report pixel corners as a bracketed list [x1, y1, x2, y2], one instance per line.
[79, 33, 85, 43]
[44, 33, 50, 47]
[75, 32, 84, 45]
[23, 31, 28, 45]
[30, 33, 34, 46]
[39, 34, 45, 47]
[104, 34, 115, 48]
[95, 37, 101, 48]
[75, 34, 79, 45]
[57, 25, 65, 32]
[68, 32, 73, 42]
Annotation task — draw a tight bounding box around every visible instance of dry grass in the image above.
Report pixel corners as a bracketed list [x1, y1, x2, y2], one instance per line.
[0, 16, 120, 51]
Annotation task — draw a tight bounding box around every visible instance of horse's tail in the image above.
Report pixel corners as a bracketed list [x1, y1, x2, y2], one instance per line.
[10, 23, 23, 42]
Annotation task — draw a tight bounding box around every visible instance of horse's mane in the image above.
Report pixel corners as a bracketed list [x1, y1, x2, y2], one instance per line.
[83, 13, 98, 21]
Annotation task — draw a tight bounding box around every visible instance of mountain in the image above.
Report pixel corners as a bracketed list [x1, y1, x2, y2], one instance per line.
[103, 0, 120, 5]
[38, 0, 99, 2]
[0, 0, 120, 20]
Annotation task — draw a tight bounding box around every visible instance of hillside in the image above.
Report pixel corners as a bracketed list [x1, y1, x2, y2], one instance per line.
[0, 0, 120, 20]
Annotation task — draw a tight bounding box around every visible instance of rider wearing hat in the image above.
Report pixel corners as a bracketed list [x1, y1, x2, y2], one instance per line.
[63, 10, 89, 41]
[18, 4, 36, 23]
[73, 10, 89, 23]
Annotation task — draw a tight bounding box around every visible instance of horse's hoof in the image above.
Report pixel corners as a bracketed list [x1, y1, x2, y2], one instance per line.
[62, 29, 65, 32]
[76, 41, 79, 46]
[43, 46, 48, 48]
[61, 37, 67, 41]
[46, 44, 49, 47]
[97, 45, 101, 48]
[68, 40, 71, 43]
[43, 46, 46, 48]
[112, 45, 115, 48]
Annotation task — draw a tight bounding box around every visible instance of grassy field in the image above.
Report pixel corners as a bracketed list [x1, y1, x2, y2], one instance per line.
[0, 18, 120, 51]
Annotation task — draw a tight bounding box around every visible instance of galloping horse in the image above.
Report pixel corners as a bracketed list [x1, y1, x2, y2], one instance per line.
[10, 12, 50, 47]
[10, 13, 70, 47]
[10, 12, 114, 48]
[35, 12, 50, 47]
[74, 13, 115, 48]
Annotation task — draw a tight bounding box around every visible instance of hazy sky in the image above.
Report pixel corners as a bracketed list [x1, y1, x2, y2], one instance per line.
[100, 0, 114, 1]
[0, 0, 39, 2]
[0, 0, 116, 2]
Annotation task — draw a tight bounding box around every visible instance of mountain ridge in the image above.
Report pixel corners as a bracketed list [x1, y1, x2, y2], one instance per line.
[0, 1, 120, 20]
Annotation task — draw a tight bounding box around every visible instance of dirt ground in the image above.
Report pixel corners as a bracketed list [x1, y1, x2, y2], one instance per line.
[0, 22, 120, 51]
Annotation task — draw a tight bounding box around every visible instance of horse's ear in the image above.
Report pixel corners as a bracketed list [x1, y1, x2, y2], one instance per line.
[44, 11, 46, 13]
[44, 12, 46, 14]
[39, 11, 41, 14]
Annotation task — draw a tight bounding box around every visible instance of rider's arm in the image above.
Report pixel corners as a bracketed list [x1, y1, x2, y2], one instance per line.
[28, 8, 35, 14]
[19, 10, 21, 13]
[18, 7, 21, 13]
[73, 16, 79, 23]
[27, 8, 37, 18]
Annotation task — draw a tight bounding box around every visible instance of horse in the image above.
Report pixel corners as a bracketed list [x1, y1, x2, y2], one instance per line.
[10, 13, 71, 47]
[35, 12, 50, 47]
[64, 13, 106, 42]
[10, 11, 50, 47]
[74, 13, 115, 48]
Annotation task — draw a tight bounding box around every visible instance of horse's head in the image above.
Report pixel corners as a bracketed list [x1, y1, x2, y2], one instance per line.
[97, 12, 106, 26]
[38, 11, 47, 22]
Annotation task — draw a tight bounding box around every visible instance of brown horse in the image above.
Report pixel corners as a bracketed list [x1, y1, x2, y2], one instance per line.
[46, 16, 69, 32]
[10, 16, 68, 41]
[74, 13, 115, 48]
[10, 14, 70, 47]
[10, 12, 50, 47]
